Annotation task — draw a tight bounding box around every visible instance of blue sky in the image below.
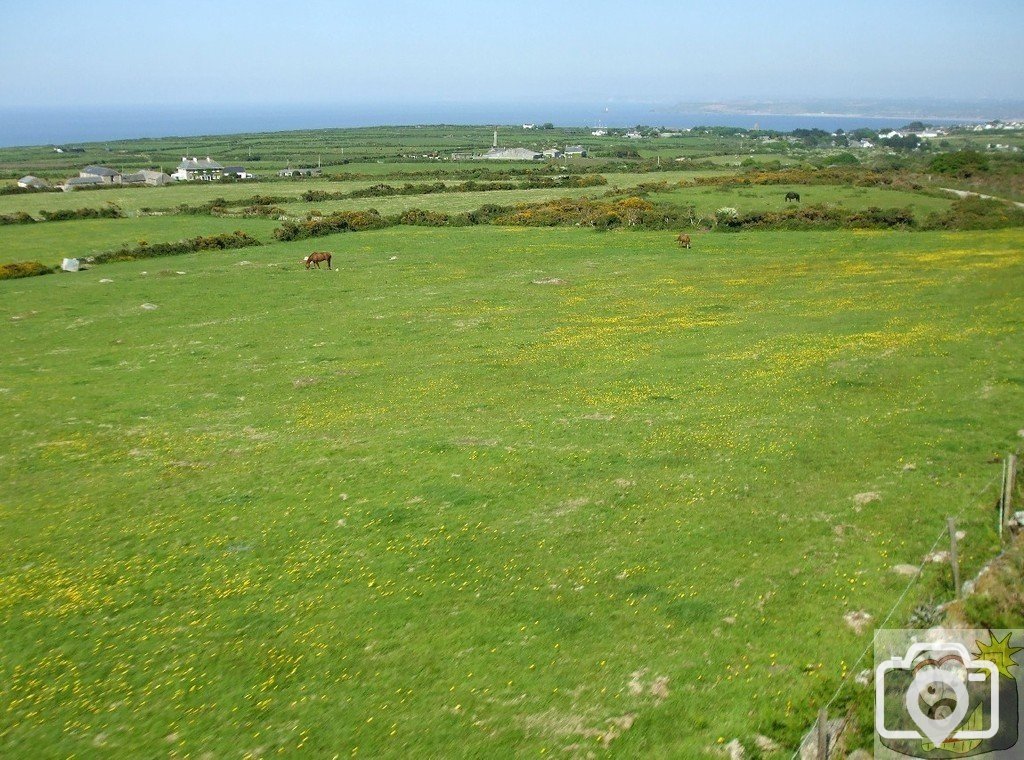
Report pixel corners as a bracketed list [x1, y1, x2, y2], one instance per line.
[2, 0, 1022, 106]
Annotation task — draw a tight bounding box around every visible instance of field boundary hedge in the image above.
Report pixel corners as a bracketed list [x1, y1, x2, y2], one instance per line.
[0, 261, 55, 280]
[90, 231, 262, 264]
[0, 206, 124, 225]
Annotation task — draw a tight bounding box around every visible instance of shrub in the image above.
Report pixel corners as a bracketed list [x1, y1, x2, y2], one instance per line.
[0, 261, 54, 280]
[38, 206, 123, 221]
[241, 204, 285, 217]
[715, 203, 915, 231]
[928, 150, 991, 177]
[923, 196, 1024, 230]
[273, 209, 389, 241]
[0, 212, 36, 225]
[397, 208, 451, 226]
[92, 231, 261, 264]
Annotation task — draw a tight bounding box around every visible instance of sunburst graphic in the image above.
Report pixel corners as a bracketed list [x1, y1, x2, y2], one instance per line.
[974, 632, 1023, 679]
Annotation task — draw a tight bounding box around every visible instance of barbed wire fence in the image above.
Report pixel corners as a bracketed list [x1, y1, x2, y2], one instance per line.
[791, 444, 1020, 759]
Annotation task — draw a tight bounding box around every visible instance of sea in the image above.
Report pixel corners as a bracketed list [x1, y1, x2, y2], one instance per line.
[0, 102, 989, 148]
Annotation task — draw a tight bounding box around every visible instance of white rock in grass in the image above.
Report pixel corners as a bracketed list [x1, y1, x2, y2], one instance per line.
[844, 609, 873, 635]
[724, 739, 745, 759]
[755, 734, 781, 753]
[853, 491, 880, 506]
[892, 564, 920, 576]
[140, 303, 158, 311]
[99, 278, 113, 283]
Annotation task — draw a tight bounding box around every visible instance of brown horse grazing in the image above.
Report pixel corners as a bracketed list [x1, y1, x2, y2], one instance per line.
[785, 191, 800, 202]
[305, 251, 332, 270]
[676, 233, 692, 249]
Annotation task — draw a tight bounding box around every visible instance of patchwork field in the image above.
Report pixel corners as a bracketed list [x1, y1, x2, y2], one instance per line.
[2, 225, 1022, 757]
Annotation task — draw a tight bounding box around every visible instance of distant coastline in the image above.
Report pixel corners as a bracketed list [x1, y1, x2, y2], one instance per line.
[0, 100, 1013, 149]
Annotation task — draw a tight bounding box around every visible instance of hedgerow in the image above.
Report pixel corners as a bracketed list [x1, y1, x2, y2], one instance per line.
[0, 212, 36, 225]
[0, 261, 55, 280]
[39, 206, 123, 221]
[714, 203, 916, 231]
[91, 231, 261, 264]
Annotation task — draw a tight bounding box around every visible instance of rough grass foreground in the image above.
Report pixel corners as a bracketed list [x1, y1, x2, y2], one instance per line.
[1, 226, 1023, 757]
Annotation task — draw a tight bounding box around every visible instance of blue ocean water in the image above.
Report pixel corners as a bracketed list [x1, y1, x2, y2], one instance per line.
[0, 102, 982, 148]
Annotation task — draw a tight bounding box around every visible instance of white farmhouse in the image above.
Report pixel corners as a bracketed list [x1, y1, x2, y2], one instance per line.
[173, 156, 224, 181]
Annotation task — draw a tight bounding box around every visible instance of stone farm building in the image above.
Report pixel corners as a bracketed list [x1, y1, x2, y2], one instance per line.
[81, 165, 121, 183]
[17, 175, 50, 189]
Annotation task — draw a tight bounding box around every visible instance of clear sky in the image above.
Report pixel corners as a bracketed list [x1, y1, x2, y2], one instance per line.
[3, 0, 1022, 107]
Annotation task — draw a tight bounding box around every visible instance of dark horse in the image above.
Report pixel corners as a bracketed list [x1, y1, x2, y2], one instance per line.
[305, 251, 332, 270]
[676, 233, 692, 249]
[785, 191, 800, 202]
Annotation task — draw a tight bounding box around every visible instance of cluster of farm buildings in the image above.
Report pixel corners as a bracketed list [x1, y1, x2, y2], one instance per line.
[451, 130, 588, 161]
[18, 156, 255, 192]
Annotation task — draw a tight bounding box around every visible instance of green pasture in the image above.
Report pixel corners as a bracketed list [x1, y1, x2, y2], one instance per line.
[0, 170, 730, 218]
[2, 224, 1022, 757]
[649, 183, 954, 218]
[0, 216, 279, 262]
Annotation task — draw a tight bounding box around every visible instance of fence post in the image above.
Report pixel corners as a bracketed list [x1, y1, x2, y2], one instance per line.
[948, 517, 961, 599]
[1000, 457, 1008, 538]
[1006, 454, 1018, 526]
[817, 708, 828, 760]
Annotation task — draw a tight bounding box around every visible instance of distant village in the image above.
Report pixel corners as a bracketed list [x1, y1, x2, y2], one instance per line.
[17, 156, 262, 192]
[17, 118, 1023, 192]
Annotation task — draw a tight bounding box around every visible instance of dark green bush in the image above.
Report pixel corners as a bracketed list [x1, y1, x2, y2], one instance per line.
[38, 206, 123, 221]
[928, 150, 990, 177]
[923, 197, 1024, 230]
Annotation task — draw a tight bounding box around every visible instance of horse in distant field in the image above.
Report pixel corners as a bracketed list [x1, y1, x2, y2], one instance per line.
[305, 251, 332, 269]
[785, 191, 800, 202]
[676, 233, 692, 249]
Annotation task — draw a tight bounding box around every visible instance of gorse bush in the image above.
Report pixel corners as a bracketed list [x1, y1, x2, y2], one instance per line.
[271, 196, 686, 240]
[274, 210, 389, 241]
[692, 167, 896, 189]
[715, 203, 916, 231]
[0, 261, 54, 280]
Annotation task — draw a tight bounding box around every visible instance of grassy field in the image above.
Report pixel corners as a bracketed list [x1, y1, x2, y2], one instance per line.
[0, 171, 733, 218]
[2, 224, 1022, 757]
[0, 216, 280, 261]
[648, 183, 953, 218]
